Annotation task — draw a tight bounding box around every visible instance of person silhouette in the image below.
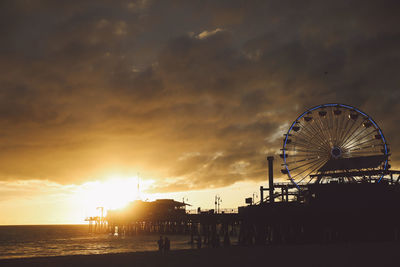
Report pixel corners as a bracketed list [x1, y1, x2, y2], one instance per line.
[223, 233, 230, 247]
[164, 237, 170, 252]
[197, 235, 202, 249]
[157, 236, 164, 252]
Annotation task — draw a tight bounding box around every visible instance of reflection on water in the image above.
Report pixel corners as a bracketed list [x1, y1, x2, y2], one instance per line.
[0, 225, 192, 259]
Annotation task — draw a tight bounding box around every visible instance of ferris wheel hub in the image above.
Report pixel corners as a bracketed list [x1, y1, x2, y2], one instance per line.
[331, 147, 342, 159]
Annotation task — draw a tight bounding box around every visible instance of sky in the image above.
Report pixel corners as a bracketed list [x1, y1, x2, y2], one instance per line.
[0, 0, 400, 224]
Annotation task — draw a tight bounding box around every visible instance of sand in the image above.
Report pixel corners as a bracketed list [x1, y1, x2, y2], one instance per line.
[1, 242, 400, 267]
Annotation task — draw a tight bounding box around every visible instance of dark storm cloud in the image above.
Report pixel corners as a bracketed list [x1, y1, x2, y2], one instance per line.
[0, 0, 399, 191]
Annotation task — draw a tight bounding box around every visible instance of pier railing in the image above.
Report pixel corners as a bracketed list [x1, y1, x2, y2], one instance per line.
[186, 208, 238, 214]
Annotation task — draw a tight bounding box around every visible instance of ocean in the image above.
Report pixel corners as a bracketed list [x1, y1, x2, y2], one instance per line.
[0, 225, 193, 259]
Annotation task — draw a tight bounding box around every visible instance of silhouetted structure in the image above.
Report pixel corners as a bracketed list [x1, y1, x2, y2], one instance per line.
[87, 104, 400, 246]
[240, 173, 400, 245]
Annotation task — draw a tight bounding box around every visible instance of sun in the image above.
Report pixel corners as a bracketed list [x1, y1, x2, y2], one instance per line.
[78, 175, 145, 217]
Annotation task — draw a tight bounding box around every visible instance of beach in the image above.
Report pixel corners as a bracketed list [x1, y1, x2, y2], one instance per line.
[1, 242, 400, 267]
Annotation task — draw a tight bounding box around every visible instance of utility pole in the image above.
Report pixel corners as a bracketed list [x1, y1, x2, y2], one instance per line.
[267, 156, 275, 203]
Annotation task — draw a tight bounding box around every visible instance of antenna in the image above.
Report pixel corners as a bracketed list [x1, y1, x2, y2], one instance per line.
[137, 173, 141, 200]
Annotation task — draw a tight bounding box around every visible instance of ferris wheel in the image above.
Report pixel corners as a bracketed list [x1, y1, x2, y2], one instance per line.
[281, 104, 389, 186]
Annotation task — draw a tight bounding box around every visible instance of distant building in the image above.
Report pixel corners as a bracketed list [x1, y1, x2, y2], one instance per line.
[106, 199, 188, 225]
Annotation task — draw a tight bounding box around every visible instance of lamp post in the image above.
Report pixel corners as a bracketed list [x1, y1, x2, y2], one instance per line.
[182, 196, 188, 211]
[215, 195, 222, 214]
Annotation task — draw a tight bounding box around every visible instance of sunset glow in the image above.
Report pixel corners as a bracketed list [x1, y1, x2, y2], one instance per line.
[0, 0, 399, 226]
[74, 175, 159, 217]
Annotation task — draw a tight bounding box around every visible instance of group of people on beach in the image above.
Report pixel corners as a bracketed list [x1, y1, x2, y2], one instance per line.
[158, 233, 231, 252]
[157, 236, 170, 253]
[194, 233, 230, 249]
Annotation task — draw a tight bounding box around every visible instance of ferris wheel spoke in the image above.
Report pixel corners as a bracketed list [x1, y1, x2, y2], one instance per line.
[342, 129, 374, 149]
[284, 147, 330, 155]
[346, 143, 382, 153]
[334, 110, 343, 142]
[345, 138, 381, 151]
[344, 139, 378, 153]
[339, 119, 367, 149]
[285, 152, 322, 158]
[326, 117, 337, 146]
[323, 114, 335, 145]
[292, 143, 324, 153]
[327, 110, 336, 143]
[336, 110, 347, 145]
[290, 157, 328, 175]
[295, 121, 320, 142]
[283, 156, 321, 165]
[337, 109, 348, 143]
[333, 112, 339, 145]
[312, 117, 333, 148]
[298, 151, 329, 159]
[291, 144, 326, 156]
[341, 126, 374, 149]
[291, 139, 329, 154]
[342, 130, 377, 150]
[294, 132, 330, 151]
[285, 153, 326, 162]
[337, 113, 352, 143]
[287, 156, 328, 172]
[342, 150, 379, 156]
[313, 119, 329, 145]
[298, 150, 328, 158]
[308, 120, 331, 145]
[340, 121, 363, 147]
[342, 111, 353, 135]
[295, 131, 330, 153]
[344, 149, 380, 154]
[338, 116, 360, 147]
[309, 116, 327, 140]
[295, 160, 327, 183]
[298, 121, 331, 149]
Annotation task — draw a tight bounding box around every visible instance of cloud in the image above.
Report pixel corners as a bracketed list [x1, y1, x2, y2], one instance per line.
[0, 0, 399, 194]
[196, 28, 225, 39]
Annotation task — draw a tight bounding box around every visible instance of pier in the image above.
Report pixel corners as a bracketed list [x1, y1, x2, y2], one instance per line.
[86, 199, 241, 246]
[86, 104, 400, 246]
[86, 164, 400, 246]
